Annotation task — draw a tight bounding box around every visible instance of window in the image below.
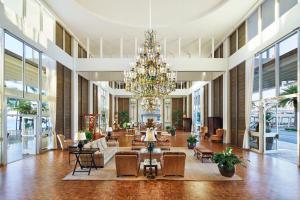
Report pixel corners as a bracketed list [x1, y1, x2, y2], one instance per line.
[279, 33, 298, 94]
[230, 31, 237, 55]
[247, 9, 258, 41]
[42, 8, 55, 42]
[56, 22, 63, 49]
[64, 31, 72, 56]
[24, 45, 39, 99]
[25, 0, 41, 31]
[4, 33, 23, 97]
[279, 0, 297, 16]
[262, 46, 275, 98]
[261, 0, 275, 30]
[3, 0, 23, 17]
[238, 22, 246, 49]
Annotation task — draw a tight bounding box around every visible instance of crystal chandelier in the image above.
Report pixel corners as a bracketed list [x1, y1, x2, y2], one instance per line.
[141, 97, 161, 112]
[124, 0, 177, 101]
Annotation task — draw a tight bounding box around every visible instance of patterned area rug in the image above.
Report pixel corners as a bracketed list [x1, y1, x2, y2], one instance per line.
[63, 147, 242, 181]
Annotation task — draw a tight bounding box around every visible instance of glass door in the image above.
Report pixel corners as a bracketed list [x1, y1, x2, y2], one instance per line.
[6, 98, 38, 163]
[264, 100, 279, 153]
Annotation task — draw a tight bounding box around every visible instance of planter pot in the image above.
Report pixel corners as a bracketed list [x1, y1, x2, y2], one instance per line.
[187, 142, 196, 149]
[218, 164, 235, 177]
[170, 131, 176, 136]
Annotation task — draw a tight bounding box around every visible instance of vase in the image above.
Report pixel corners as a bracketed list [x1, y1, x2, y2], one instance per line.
[218, 164, 235, 177]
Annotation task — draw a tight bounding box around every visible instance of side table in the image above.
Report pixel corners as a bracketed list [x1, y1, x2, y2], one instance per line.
[143, 159, 158, 176]
[72, 149, 98, 175]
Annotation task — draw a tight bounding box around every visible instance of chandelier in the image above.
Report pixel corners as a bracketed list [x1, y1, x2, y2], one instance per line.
[141, 97, 161, 112]
[124, 30, 176, 99]
[124, 0, 176, 103]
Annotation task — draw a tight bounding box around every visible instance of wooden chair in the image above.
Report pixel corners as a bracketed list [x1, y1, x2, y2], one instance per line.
[210, 128, 224, 143]
[57, 134, 73, 150]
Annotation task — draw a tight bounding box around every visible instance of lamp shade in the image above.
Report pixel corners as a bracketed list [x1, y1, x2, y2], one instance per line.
[144, 129, 156, 142]
[107, 127, 113, 132]
[78, 132, 87, 141]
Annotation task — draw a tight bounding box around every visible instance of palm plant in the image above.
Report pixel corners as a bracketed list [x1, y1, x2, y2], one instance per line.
[279, 85, 297, 127]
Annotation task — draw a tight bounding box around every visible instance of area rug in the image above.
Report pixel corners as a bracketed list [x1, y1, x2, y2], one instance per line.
[63, 147, 242, 181]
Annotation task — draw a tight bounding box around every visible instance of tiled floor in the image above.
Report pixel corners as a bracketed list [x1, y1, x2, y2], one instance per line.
[0, 131, 300, 200]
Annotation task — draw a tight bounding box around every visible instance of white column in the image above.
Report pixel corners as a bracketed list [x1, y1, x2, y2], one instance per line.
[186, 94, 190, 118]
[223, 71, 230, 143]
[86, 38, 90, 58]
[88, 81, 93, 114]
[211, 38, 215, 58]
[111, 94, 115, 124]
[164, 38, 167, 57]
[71, 39, 79, 139]
[120, 38, 123, 58]
[198, 38, 202, 57]
[99, 37, 103, 58]
[178, 38, 181, 57]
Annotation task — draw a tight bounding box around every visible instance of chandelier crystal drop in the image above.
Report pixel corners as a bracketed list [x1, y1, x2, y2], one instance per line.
[124, 30, 177, 99]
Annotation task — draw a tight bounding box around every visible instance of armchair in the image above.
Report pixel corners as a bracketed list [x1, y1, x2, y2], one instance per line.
[210, 128, 224, 143]
[161, 152, 186, 177]
[115, 151, 140, 177]
[200, 126, 209, 139]
[57, 134, 73, 150]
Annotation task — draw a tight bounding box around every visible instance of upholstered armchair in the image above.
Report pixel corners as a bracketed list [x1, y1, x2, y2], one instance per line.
[56, 134, 73, 150]
[210, 128, 224, 143]
[161, 152, 186, 177]
[200, 126, 209, 139]
[131, 135, 146, 150]
[156, 135, 171, 150]
[115, 151, 140, 177]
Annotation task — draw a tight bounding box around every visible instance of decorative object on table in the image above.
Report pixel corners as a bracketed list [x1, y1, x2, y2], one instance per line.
[212, 147, 246, 177]
[123, 0, 176, 111]
[143, 128, 157, 179]
[82, 114, 101, 138]
[77, 132, 87, 151]
[187, 135, 198, 149]
[145, 118, 155, 129]
[106, 127, 113, 139]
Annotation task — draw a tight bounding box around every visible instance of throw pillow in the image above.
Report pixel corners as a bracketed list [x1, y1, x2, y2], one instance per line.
[100, 137, 108, 149]
[97, 140, 105, 151]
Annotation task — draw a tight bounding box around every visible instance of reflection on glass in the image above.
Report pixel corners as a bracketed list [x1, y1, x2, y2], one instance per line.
[24, 45, 39, 99]
[264, 101, 278, 151]
[262, 46, 275, 98]
[4, 33, 23, 97]
[249, 101, 260, 150]
[279, 33, 298, 94]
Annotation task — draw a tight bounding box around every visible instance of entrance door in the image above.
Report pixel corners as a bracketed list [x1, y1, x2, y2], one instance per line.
[264, 100, 278, 153]
[6, 98, 38, 163]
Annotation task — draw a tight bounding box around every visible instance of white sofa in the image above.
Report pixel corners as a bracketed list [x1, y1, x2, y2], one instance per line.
[80, 137, 119, 167]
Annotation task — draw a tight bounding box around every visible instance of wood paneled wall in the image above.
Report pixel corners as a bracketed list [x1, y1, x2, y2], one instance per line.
[93, 84, 98, 114]
[203, 84, 209, 126]
[230, 61, 246, 147]
[118, 98, 129, 113]
[213, 75, 223, 118]
[56, 62, 72, 139]
[78, 75, 89, 130]
[172, 98, 184, 129]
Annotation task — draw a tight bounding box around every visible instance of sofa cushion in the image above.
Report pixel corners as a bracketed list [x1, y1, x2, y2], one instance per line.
[100, 137, 108, 149]
[96, 139, 105, 151]
[83, 143, 91, 149]
[91, 141, 98, 149]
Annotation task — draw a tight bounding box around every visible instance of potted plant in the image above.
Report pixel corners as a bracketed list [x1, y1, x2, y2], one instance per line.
[187, 135, 198, 149]
[85, 130, 93, 142]
[211, 147, 244, 177]
[169, 127, 176, 136]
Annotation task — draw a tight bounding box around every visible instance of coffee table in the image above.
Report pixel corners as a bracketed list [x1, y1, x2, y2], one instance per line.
[143, 159, 158, 176]
[140, 148, 162, 162]
[193, 147, 214, 162]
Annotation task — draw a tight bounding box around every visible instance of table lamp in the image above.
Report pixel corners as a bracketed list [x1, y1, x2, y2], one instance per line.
[107, 127, 113, 139]
[144, 129, 156, 179]
[77, 132, 86, 151]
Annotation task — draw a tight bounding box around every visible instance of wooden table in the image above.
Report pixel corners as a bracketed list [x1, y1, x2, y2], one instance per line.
[143, 159, 158, 176]
[72, 149, 98, 175]
[193, 147, 214, 162]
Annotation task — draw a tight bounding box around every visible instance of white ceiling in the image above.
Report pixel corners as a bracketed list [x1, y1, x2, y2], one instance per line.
[46, 0, 258, 58]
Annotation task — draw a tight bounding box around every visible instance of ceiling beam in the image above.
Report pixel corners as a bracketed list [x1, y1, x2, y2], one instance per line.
[76, 57, 228, 72]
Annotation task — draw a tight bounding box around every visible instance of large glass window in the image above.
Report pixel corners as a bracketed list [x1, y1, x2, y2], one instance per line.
[247, 9, 258, 41]
[261, 0, 275, 30]
[24, 45, 39, 100]
[4, 33, 23, 97]
[3, 0, 24, 17]
[262, 46, 275, 98]
[279, 33, 298, 94]
[279, 0, 298, 16]
[252, 55, 260, 101]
